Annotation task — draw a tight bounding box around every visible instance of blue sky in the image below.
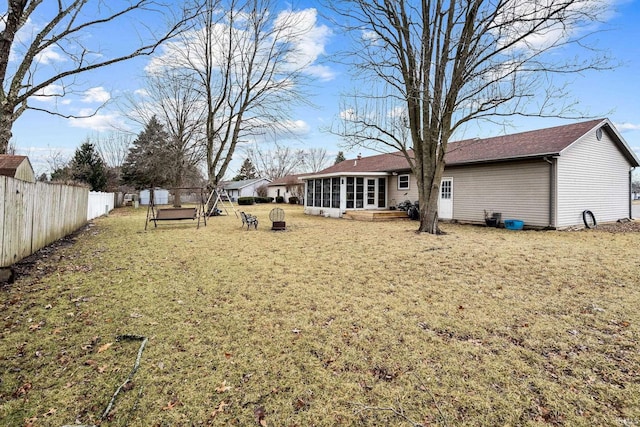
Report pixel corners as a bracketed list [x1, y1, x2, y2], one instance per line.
[8, 0, 640, 179]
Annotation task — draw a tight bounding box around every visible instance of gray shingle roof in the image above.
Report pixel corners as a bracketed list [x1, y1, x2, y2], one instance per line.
[223, 178, 270, 190]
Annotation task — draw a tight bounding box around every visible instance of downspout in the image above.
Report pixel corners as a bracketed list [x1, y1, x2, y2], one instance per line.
[630, 168, 635, 219]
[543, 157, 555, 228]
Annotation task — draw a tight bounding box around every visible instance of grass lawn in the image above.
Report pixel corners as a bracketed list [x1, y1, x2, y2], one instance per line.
[1, 204, 639, 426]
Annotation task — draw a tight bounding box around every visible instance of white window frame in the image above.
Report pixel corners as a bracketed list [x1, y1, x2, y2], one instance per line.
[397, 174, 410, 190]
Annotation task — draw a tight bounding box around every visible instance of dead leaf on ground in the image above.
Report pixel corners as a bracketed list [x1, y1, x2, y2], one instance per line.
[162, 399, 181, 411]
[211, 401, 228, 418]
[44, 408, 57, 416]
[216, 380, 231, 393]
[97, 342, 113, 353]
[14, 382, 32, 397]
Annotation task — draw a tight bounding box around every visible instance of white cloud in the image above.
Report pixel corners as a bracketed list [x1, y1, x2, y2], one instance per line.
[275, 8, 335, 80]
[387, 106, 407, 119]
[146, 7, 336, 81]
[68, 110, 126, 132]
[81, 87, 111, 103]
[614, 122, 640, 132]
[493, 0, 614, 52]
[134, 88, 149, 97]
[340, 108, 357, 121]
[32, 84, 65, 102]
[35, 46, 65, 65]
[362, 30, 380, 43]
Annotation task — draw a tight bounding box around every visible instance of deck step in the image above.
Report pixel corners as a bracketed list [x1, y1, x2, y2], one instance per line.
[344, 210, 409, 221]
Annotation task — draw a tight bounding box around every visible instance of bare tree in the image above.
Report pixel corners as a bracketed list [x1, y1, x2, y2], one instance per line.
[93, 132, 134, 171]
[124, 69, 206, 205]
[149, 0, 322, 188]
[304, 147, 330, 173]
[45, 148, 71, 180]
[246, 141, 306, 180]
[330, 0, 612, 234]
[0, 1, 198, 154]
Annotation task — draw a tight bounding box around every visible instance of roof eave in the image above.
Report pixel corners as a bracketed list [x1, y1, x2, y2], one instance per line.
[300, 171, 390, 180]
[445, 153, 561, 167]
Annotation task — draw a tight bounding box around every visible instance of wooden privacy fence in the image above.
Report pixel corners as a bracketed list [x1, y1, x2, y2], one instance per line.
[1, 176, 89, 268]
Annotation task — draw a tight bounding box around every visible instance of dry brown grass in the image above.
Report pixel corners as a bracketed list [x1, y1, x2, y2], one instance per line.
[1, 204, 639, 426]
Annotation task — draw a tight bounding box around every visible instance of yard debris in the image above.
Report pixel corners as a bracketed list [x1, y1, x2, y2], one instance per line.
[254, 405, 267, 426]
[97, 342, 113, 353]
[211, 400, 228, 418]
[216, 380, 232, 393]
[100, 335, 148, 420]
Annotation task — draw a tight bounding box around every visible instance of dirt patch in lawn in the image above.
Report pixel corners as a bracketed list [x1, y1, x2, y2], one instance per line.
[1, 205, 639, 426]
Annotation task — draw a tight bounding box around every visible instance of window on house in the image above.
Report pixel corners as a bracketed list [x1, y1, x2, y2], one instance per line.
[306, 180, 314, 206]
[398, 174, 410, 190]
[356, 177, 364, 208]
[367, 179, 375, 205]
[331, 178, 340, 208]
[346, 177, 354, 209]
[322, 178, 331, 207]
[377, 178, 386, 208]
[441, 179, 452, 199]
[314, 179, 321, 207]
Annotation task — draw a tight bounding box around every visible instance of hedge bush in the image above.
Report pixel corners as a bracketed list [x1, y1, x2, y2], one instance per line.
[237, 197, 255, 205]
[289, 196, 299, 204]
[275, 196, 285, 203]
[254, 197, 273, 204]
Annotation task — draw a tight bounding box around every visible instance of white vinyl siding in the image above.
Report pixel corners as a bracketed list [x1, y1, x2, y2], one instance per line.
[388, 175, 419, 206]
[556, 129, 631, 227]
[446, 161, 551, 227]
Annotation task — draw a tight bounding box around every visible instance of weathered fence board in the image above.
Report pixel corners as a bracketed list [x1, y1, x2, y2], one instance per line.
[0, 176, 106, 268]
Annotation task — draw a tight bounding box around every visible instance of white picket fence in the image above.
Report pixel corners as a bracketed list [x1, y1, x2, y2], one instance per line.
[1, 176, 115, 268]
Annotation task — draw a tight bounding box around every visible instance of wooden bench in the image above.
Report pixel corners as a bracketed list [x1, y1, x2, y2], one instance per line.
[155, 207, 197, 220]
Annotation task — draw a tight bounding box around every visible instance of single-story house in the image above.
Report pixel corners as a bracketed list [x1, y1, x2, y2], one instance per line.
[0, 155, 35, 183]
[222, 178, 271, 201]
[301, 119, 640, 228]
[266, 174, 305, 203]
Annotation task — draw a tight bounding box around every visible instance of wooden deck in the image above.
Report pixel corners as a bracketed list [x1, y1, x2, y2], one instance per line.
[343, 210, 409, 221]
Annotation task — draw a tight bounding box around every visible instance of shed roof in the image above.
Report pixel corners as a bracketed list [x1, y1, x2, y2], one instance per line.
[0, 155, 32, 178]
[303, 119, 639, 178]
[223, 177, 270, 190]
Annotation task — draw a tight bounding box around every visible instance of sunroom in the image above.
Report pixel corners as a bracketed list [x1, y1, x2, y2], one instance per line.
[303, 173, 389, 218]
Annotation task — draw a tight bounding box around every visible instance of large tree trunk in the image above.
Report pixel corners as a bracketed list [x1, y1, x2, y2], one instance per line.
[416, 161, 444, 234]
[0, 105, 14, 154]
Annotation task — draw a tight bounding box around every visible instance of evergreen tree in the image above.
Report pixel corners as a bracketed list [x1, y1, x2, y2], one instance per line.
[70, 141, 108, 191]
[233, 158, 258, 181]
[334, 151, 346, 164]
[121, 116, 175, 189]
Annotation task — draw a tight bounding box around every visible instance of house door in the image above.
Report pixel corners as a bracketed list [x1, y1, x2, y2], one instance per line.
[365, 178, 377, 209]
[438, 177, 453, 219]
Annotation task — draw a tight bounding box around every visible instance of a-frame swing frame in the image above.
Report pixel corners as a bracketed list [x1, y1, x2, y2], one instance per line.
[144, 187, 208, 230]
[204, 187, 239, 218]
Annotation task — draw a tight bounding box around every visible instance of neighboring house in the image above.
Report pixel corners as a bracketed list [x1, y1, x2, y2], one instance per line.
[301, 119, 640, 228]
[0, 155, 35, 183]
[266, 174, 305, 203]
[222, 178, 271, 201]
